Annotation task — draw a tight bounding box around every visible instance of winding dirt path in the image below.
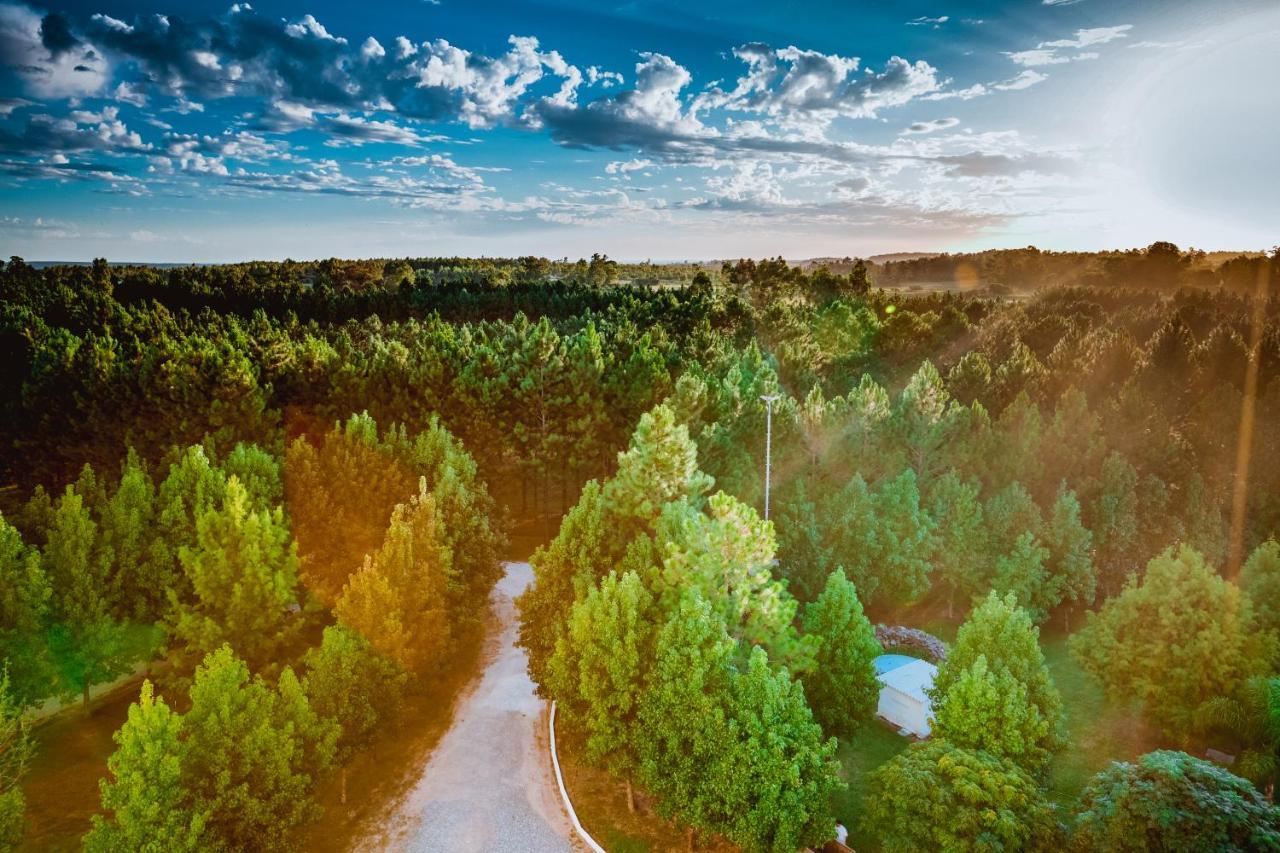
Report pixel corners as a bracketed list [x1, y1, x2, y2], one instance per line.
[372, 562, 576, 852]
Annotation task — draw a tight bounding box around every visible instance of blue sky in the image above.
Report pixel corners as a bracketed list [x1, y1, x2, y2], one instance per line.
[1, 0, 1276, 261]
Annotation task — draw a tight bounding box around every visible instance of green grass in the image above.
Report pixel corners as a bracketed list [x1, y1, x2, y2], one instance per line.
[1040, 629, 1162, 805]
[831, 721, 911, 848]
[599, 830, 651, 853]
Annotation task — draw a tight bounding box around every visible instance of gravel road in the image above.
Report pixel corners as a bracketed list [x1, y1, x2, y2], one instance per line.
[374, 562, 577, 852]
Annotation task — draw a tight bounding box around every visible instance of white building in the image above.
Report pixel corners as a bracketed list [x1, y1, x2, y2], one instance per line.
[874, 656, 937, 739]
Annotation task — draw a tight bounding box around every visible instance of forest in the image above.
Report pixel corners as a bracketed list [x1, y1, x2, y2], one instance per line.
[2, 241, 1280, 851]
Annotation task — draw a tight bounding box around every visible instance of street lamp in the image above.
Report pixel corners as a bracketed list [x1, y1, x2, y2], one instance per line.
[760, 394, 780, 521]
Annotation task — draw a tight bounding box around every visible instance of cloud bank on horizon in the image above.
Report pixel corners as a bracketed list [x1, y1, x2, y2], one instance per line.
[0, 0, 1276, 260]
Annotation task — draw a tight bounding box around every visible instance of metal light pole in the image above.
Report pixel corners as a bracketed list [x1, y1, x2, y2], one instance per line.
[760, 394, 779, 520]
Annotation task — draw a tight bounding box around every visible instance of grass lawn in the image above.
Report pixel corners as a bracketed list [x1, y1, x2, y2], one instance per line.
[1040, 629, 1163, 805]
[831, 721, 911, 849]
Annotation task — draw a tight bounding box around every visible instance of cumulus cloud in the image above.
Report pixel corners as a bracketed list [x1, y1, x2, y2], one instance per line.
[0, 105, 150, 155]
[903, 117, 960, 134]
[695, 43, 940, 122]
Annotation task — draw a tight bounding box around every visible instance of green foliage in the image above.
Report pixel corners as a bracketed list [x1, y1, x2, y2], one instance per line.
[85, 681, 209, 853]
[892, 360, 960, 483]
[654, 492, 799, 654]
[100, 451, 169, 621]
[772, 478, 830, 603]
[548, 571, 654, 777]
[636, 590, 838, 853]
[1070, 545, 1276, 741]
[713, 647, 840, 853]
[824, 469, 934, 608]
[1044, 485, 1096, 611]
[1195, 676, 1280, 796]
[636, 590, 736, 837]
[927, 470, 985, 617]
[992, 531, 1054, 623]
[1071, 750, 1280, 852]
[932, 591, 1065, 761]
[0, 514, 52, 707]
[1090, 452, 1140, 596]
[603, 403, 713, 529]
[517, 480, 612, 690]
[172, 478, 302, 674]
[0, 670, 33, 851]
[181, 646, 336, 851]
[302, 625, 407, 763]
[43, 486, 135, 707]
[799, 569, 882, 740]
[931, 654, 1054, 775]
[334, 485, 451, 676]
[864, 740, 1059, 852]
[1243, 539, 1280, 638]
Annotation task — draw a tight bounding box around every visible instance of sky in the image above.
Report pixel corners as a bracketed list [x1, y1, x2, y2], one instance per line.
[0, 0, 1277, 262]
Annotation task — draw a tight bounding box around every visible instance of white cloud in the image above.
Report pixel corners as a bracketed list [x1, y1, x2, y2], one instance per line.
[1009, 25, 1132, 66]
[993, 70, 1049, 91]
[605, 158, 652, 175]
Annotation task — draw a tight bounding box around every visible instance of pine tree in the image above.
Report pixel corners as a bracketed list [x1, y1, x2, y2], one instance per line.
[172, 477, 302, 675]
[0, 670, 34, 850]
[603, 403, 713, 531]
[773, 478, 830, 603]
[800, 568, 882, 739]
[636, 590, 736, 840]
[931, 591, 1065, 760]
[43, 487, 133, 710]
[182, 646, 334, 851]
[303, 625, 406, 766]
[714, 647, 840, 852]
[985, 481, 1044, 558]
[1044, 485, 1096, 626]
[822, 474, 880, 602]
[100, 451, 169, 621]
[892, 360, 958, 484]
[865, 741, 1058, 852]
[1092, 451, 1141, 596]
[84, 681, 208, 853]
[517, 480, 613, 691]
[927, 470, 985, 618]
[334, 485, 451, 675]
[654, 492, 799, 655]
[871, 469, 934, 606]
[992, 531, 1055, 624]
[547, 571, 655, 810]
[931, 654, 1054, 775]
[1242, 539, 1280, 637]
[0, 513, 52, 707]
[1072, 750, 1280, 851]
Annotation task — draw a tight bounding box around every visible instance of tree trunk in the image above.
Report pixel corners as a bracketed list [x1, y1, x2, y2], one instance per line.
[341, 766, 347, 805]
[686, 827, 694, 852]
[82, 673, 91, 713]
[625, 778, 635, 814]
[947, 589, 954, 621]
